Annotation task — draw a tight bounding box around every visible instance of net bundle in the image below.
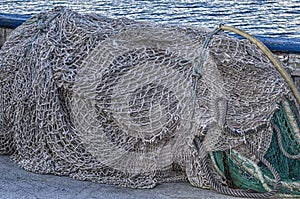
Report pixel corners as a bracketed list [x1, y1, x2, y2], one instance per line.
[0, 7, 300, 197]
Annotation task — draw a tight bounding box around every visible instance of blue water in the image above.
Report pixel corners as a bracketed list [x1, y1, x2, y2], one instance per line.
[0, 0, 299, 38]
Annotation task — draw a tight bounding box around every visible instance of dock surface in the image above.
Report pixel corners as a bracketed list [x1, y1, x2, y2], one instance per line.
[0, 155, 245, 199]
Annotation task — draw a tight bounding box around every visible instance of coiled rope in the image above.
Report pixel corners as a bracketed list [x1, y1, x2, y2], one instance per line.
[192, 25, 294, 198]
[194, 137, 281, 198]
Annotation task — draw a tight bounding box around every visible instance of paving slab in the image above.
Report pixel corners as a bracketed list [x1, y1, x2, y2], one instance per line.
[0, 155, 248, 199]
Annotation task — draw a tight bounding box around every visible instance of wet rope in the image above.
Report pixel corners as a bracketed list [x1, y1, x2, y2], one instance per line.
[194, 137, 281, 198]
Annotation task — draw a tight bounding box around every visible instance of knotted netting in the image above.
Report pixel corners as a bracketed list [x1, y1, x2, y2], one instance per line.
[1, 7, 300, 198]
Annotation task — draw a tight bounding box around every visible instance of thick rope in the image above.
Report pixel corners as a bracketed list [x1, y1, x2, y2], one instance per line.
[273, 123, 300, 159]
[191, 25, 284, 197]
[194, 137, 281, 198]
[193, 25, 300, 197]
[220, 25, 300, 105]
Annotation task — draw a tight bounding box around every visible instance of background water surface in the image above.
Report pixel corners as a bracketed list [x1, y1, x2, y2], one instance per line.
[0, 0, 299, 38]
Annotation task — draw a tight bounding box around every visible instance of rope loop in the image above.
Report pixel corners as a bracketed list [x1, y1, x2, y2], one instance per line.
[191, 26, 221, 117]
[194, 137, 281, 198]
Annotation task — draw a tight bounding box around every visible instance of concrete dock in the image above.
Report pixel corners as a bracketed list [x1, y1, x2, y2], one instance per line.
[0, 155, 246, 199]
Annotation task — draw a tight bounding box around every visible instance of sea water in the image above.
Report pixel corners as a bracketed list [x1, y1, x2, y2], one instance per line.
[0, 0, 299, 38]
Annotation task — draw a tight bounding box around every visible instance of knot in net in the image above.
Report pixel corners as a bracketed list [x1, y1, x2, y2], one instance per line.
[1, 7, 300, 197]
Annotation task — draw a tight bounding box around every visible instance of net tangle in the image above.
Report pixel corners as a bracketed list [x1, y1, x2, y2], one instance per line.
[0, 7, 300, 198]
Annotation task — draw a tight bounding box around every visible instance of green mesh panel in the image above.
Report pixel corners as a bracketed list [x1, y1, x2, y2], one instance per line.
[214, 151, 267, 193]
[262, 100, 300, 180]
[213, 99, 300, 195]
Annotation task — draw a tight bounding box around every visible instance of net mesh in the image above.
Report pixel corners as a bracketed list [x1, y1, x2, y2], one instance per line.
[213, 99, 300, 196]
[0, 7, 300, 196]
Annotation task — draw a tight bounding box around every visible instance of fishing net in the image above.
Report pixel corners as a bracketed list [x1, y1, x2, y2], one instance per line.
[0, 7, 300, 197]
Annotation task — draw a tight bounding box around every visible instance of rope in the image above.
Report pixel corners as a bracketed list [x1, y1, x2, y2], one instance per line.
[273, 123, 300, 159]
[191, 27, 221, 118]
[194, 137, 282, 198]
[192, 25, 287, 197]
[192, 26, 222, 79]
[220, 25, 300, 105]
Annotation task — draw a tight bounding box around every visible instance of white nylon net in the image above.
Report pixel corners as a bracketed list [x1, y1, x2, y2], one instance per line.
[0, 7, 292, 189]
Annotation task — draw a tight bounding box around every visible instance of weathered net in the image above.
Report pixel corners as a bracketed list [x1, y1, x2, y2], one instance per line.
[0, 7, 300, 197]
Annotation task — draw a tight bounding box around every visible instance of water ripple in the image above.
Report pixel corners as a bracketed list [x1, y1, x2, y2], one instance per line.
[0, 0, 299, 38]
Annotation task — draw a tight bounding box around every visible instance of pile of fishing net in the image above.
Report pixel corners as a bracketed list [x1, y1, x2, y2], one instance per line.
[1, 7, 300, 198]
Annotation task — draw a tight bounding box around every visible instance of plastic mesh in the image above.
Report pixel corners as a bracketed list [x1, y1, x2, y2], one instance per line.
[0, 7, 297, 193]
[213, 99, 300, 196]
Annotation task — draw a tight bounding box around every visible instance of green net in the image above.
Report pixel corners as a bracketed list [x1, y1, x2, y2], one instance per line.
[213, 99, 300, 197]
